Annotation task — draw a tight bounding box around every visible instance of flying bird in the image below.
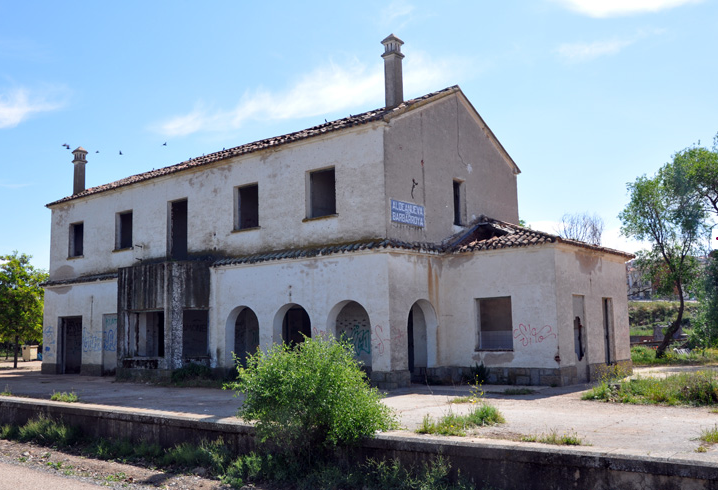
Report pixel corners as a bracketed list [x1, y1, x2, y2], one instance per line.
[119, 151, 123, 155]
[162, 142, 167, 146]
[62, 143, 70, 149]
[95, 151, 99, 153]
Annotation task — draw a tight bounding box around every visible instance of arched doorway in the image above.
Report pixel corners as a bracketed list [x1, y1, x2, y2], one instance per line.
[407, 302, 429, 382]
[282, 305, 311, 346]
[335, 301, 372, 368]
[234, 308, 260, 367]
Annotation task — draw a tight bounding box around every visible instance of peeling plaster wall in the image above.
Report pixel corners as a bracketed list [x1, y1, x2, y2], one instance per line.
[41, 280, 118, 376]
[432, 247, 561, 370]
[553, 244, 631, 368]
[210, 253, 393, 372]
[46, 125, 386, 281]
[383, 93, 519, 244]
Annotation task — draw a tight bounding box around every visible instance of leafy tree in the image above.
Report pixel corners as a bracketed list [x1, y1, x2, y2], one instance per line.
[228, 336, 396, 464]
[664, 134, 718, 347]
[619, 171, 708, 356]
[555, 212, 604, 245]
[0, 252, 48, 368]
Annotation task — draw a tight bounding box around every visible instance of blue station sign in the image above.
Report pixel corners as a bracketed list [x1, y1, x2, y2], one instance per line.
[390, 199, 425, 228]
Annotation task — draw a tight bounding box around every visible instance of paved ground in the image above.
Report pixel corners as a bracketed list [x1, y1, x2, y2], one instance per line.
[2, 360, 718, 464]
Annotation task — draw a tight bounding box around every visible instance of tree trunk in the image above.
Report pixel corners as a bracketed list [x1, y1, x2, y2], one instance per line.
[656, 288, 685, 357]
[13, 334, 19, 369]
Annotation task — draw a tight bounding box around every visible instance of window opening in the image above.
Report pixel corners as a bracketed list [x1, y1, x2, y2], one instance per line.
[69, 222, 84, 257]
[282, 306, 311, 346]
[476, 297, 513, 350]
[236, 184, 259, 229]
[603, 298, 613, 364]
[453, 180, 463, 225]
[309, 168, 336, 218]
[116, 211, 133, 249]
[183, 310, 208, 358]
[169, 200, 188, 260]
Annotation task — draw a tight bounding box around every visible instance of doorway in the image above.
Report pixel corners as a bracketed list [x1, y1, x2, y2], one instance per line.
[282, 306, 311, 346]
[60, 316, 82, 374]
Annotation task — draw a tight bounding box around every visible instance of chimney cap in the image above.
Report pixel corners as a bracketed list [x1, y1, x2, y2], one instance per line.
[73, 146, 88, 153]
[381, 33, 404, 46]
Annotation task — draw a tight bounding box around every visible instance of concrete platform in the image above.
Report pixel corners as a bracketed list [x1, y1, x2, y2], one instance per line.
[2, 360, 718, 488]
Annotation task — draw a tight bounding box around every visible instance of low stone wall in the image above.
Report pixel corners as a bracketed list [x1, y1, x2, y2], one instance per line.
[1, 397, 715, 490]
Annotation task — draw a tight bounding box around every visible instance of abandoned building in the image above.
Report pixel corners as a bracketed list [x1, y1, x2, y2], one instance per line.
[41, 35, 633, 387]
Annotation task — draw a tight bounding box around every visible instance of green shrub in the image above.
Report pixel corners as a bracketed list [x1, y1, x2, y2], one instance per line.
[521, 429, 585, 446]
[161, 439, 231, 475]
[228, 336, 397, 462]
[584, 371, 718, 406]
[700, 425, 718, 444]
[416, 404, 504, 437]
[50, 391, 79, 403]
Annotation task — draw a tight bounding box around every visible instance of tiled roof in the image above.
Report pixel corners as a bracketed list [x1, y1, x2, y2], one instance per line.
[47, 86, 460, 207]
[43, 272, 118, 287]
[449, 216, 634, 258]
[213, 239, 443, 267]
[212, 216, 633, 269]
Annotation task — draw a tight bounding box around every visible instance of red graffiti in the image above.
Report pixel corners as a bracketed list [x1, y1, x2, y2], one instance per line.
[311, 327, 327, 339]
[371, 325, 406, 357]
[513, 323, 556, 347]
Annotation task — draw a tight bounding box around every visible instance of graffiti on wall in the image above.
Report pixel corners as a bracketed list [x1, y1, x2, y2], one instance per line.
[349, 324, 372, 356]
[83, 329, 103, 353]
[103, 314, 117, 352]
[43, 324, 55, 353]
[513, 323, 556, 347]
[371, 325, 405, 357]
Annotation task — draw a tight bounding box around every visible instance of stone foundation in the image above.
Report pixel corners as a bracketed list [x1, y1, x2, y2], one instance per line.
[370, 369, 411, 389]
[424, 364, 629, 387]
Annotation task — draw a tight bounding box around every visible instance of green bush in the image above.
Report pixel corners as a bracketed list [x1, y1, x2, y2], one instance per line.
[50, 391, 79, 403]
[228, 336, 397, 462]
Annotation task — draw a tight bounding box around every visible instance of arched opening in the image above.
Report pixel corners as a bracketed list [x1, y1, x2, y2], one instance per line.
[335, 301, 372, 368]
[282, 305, 311, 346]
[408, 301, 429, 382]
[234, 308, 260, 367]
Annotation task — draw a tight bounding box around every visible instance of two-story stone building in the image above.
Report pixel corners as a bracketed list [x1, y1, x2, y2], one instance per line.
[41, 35, 632, 388]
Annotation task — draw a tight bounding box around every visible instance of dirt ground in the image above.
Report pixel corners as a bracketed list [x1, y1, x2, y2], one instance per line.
[0, 438, 238, 490]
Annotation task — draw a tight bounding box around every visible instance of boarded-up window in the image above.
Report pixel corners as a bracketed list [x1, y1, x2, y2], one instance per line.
[476, 297, 513, 350]
[309, 168, 336, 218]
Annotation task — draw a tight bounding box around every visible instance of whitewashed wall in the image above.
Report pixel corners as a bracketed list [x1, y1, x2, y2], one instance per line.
[47, 124, 386, 281]
[210, 252, 394, 372]
[42, 280, 118, 374]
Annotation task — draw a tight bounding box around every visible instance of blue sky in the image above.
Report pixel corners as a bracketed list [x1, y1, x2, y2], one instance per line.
[1, 0, 717, 270]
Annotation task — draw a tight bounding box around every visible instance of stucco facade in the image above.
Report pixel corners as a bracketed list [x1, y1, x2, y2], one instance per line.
[42, 37, 632, 387]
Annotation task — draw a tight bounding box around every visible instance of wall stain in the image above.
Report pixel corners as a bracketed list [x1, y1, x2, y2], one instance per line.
[575, 251, 602, 275]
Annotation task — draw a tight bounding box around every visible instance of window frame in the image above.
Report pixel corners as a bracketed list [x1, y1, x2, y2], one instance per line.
[68, 221, 84, 258]
[234, 183, 260, 231]
[306, 167, 337, 219]
[115, 210, 133, 251]
[475, 296, 514, 351]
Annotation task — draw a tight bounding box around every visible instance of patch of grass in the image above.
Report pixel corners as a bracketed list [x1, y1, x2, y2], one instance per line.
[1, 384, 11, 396]
[104, 472, 128, 482]
[0, 424, 19, 440]
[503, 388, 535, 395]
[50, 391, 79, 403]
[161, 439, 232, 476]
[695, 445, 708, 453]
[631, 345, 718, 366]
[416, 404, 505, 437]
[700, 425, 718, 444]
[521, 429, 585, 446]
[583, 371, 718, 406]
[17, 416, 82, 446]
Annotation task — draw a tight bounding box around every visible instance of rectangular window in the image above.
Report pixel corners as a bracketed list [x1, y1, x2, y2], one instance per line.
[308, 167, 336, 218]
[169, 199, 188, 260]
[115, 211, 133, 250]
[476, 296, 513, 350]
[69, 222, 84, 257]
[235, 184, 259, 230]
[603, 298, 614, 364]
[453, 180, 464, 226]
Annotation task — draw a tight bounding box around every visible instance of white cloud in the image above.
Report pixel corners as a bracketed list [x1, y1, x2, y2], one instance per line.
[552, 0, 703, 18]
[0, 181, 31, 189]
[0, 87, 64, 129]
[154, 52, 467, 138]
[556, 38, 636, 62]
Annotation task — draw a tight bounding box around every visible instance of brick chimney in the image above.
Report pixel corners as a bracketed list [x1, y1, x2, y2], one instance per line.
[381, 34, 404, 109]
[72, 147, 88, 195]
